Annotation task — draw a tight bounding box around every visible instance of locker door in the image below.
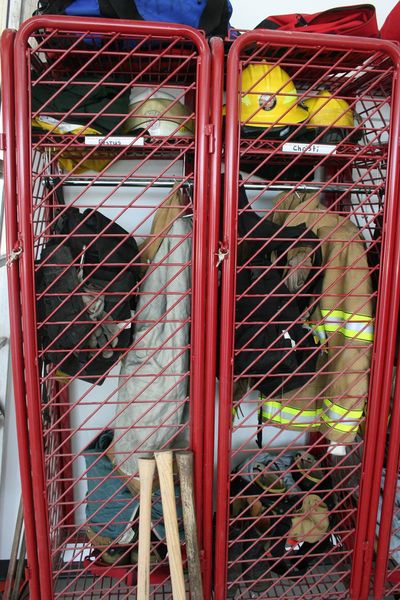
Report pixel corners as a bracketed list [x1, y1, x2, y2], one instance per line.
[214, 30, 400, 600]
[1, 27, 41, 600]
[13, 16, 210, 599]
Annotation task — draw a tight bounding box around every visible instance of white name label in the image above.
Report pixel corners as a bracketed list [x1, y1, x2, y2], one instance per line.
[84, 136, 144, 146]
[282, 142, 337, 155]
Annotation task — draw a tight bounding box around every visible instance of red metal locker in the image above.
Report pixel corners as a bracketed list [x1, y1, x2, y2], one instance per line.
[11, 16, 211, 599]
[213, 30, 400, 599]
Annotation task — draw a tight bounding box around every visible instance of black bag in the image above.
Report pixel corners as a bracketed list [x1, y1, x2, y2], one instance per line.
[34, 0, 233, 37]
[235, 186, 322, 397]
[36, 204, 140, 384]
[31, 73, 131, 137]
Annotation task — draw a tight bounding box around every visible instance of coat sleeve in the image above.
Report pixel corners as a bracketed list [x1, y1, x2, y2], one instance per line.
[315, 224, 374, 444]
[110, 218, 192, 478]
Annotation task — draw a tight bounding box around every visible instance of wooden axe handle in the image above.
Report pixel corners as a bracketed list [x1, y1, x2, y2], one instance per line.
[176, 451, 203, 600]
[154, 451, 186, 600]
[137, 458, 156, 600]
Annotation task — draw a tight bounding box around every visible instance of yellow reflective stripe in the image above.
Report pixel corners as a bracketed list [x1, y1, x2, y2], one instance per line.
[319, 309, 374, 342]
[323, 321, 374, 341]
[321, 398, 363, 433]
[261, 397, 363, 433]
[303, 321, 328, 350]
[312, 325, 328, 344]
[321, 309, 372, 323]
[261, 400, 322, 428]
[323, 398, 363, 418]
[320, 416, 359, 433]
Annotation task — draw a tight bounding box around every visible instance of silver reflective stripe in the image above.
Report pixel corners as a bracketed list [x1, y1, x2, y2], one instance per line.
[320, 309, 374, 341]
[322, 398, 363, 432]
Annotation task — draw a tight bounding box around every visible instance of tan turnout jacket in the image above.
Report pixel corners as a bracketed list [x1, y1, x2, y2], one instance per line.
[261, 191, 374, 444]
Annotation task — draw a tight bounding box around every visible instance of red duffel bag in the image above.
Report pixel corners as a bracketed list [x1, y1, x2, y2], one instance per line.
[381, 2, 400, 42]
[255, 4, 379, 38]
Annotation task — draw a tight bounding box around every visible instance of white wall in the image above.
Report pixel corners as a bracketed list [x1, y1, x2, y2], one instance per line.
[0, 0, 398, 560]
[0, 0, 38, 562]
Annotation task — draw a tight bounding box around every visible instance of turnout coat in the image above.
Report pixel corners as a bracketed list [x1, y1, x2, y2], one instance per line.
[261, 191, 374, 444]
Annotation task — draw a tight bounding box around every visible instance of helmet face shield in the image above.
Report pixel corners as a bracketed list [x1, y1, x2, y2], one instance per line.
[124, 87, 195, 137]
[240, 63, 309, 130]
[240, 122, 303, 140]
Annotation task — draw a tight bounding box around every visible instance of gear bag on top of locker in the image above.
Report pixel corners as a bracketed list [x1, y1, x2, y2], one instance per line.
[36, 190, 140, 384]
[381, 1, 400, 42]
[254, 4, 379, 38]
[34, 0, 233, 37]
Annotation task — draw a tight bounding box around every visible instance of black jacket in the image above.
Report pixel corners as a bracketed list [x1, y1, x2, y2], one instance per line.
[234, 186, 322, 397]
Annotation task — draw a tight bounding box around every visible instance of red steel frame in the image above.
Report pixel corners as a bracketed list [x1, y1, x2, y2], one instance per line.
[202, 35, 225, 600]
[1, 28, 42, 600]
[214, 30, 400, 599]
[12, 15, 211, 599]
[351, 47, 400, 600]
[373, 330, 400, 598]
